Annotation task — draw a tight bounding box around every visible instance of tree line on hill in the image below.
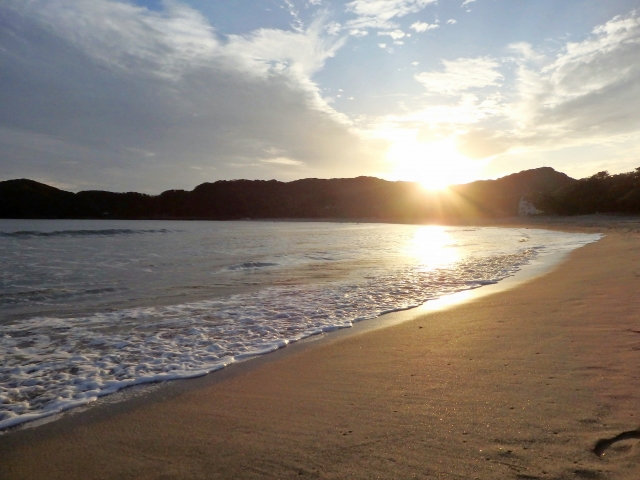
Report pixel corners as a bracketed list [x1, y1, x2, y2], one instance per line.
[534, 168, 640, 215]
[1, 166, 639, 221]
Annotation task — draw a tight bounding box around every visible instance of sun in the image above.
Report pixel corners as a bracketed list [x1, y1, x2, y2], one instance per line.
[386, 136, 484, 190]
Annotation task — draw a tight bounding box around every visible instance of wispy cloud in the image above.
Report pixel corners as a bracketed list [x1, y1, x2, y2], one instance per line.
[415, 57, 503, 95]
[284, 0, 305, 32]
[345, 0, 437, 30]
[261, 157, 304, 165]
[507, 42, 545, 62]
[13, 0, 220, 81]
[377, 29, 406, 39]
[410, 22, 439, 33]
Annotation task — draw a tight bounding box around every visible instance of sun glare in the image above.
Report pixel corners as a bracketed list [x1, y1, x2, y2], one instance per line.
[408, 225, 459, 270]
[386, 136, 484, 190]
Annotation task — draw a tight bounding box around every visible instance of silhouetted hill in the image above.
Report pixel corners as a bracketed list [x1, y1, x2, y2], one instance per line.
[444, 167, 575, 218]
[0, 167, 587, 221]
[537, 168, 640, 215]
[185, 177, 431, 220]
[0, 179, 76, 218]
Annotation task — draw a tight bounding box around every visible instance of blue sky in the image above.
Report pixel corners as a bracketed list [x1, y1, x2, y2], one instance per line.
[1, 0, 639, 192]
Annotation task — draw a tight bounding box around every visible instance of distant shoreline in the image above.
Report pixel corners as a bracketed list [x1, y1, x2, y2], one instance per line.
[3, 212, 640, 229]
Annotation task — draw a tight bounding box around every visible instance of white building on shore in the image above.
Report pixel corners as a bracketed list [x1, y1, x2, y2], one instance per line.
[518, 197, 541, 216]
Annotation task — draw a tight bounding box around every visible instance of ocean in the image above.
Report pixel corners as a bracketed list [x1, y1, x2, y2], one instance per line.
[0, 219, 600, 430]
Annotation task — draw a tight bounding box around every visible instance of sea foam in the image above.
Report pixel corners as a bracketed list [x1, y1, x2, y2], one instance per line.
[0, 249, 536, 429]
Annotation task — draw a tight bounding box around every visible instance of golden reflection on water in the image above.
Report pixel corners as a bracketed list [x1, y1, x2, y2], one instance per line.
[408, 225, 460, 270]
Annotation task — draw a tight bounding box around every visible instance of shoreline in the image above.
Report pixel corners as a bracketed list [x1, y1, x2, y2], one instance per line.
[1, 217, 639, 478]
[0, 223, 595, 435]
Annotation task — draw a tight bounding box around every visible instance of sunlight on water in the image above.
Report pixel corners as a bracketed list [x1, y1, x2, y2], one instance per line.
[408, 225, 459, 270]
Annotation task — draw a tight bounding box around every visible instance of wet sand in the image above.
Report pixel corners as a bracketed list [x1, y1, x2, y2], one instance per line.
[1, 216, 640, 479]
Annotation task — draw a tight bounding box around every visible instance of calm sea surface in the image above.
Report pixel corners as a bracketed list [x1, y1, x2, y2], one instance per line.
[0, 220, 600, 429]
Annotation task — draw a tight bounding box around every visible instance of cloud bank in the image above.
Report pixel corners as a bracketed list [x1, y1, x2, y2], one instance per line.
[0, 0, 382, 191]
[511, 12, 640, 146]
[397, 10, 640, 161]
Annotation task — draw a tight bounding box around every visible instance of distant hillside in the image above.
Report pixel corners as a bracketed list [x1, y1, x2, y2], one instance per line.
[442, 167, 575, 218]
[0, 167, 579, 221]
[0, 179, 76, 218]
[537, 168, 640, 215]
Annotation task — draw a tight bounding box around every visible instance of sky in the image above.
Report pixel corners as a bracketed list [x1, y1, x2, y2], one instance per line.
[1, 0, 640, 193]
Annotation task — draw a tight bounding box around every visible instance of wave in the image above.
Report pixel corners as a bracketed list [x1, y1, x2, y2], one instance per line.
[0, 248, 539, 430]
[0, 287, 123, 306]
[305, 254, 336, 261]
[226, 261, 280, 271]
[0, 229, 176, 238]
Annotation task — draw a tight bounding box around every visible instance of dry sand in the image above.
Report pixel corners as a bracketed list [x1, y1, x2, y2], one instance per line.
[1, 216, 640, 479]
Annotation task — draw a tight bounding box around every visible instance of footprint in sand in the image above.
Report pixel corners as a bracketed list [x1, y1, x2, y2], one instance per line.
[593, 429, 640, 456]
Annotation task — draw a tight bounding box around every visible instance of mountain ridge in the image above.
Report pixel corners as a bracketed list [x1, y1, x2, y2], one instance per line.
[0, 167, 589, 220]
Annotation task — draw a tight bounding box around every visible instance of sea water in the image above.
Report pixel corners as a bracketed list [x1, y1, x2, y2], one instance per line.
[0, 220, 600, 429]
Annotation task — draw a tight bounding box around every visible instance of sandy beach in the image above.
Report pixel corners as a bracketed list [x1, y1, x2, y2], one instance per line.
[1, 217, 639, 479]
